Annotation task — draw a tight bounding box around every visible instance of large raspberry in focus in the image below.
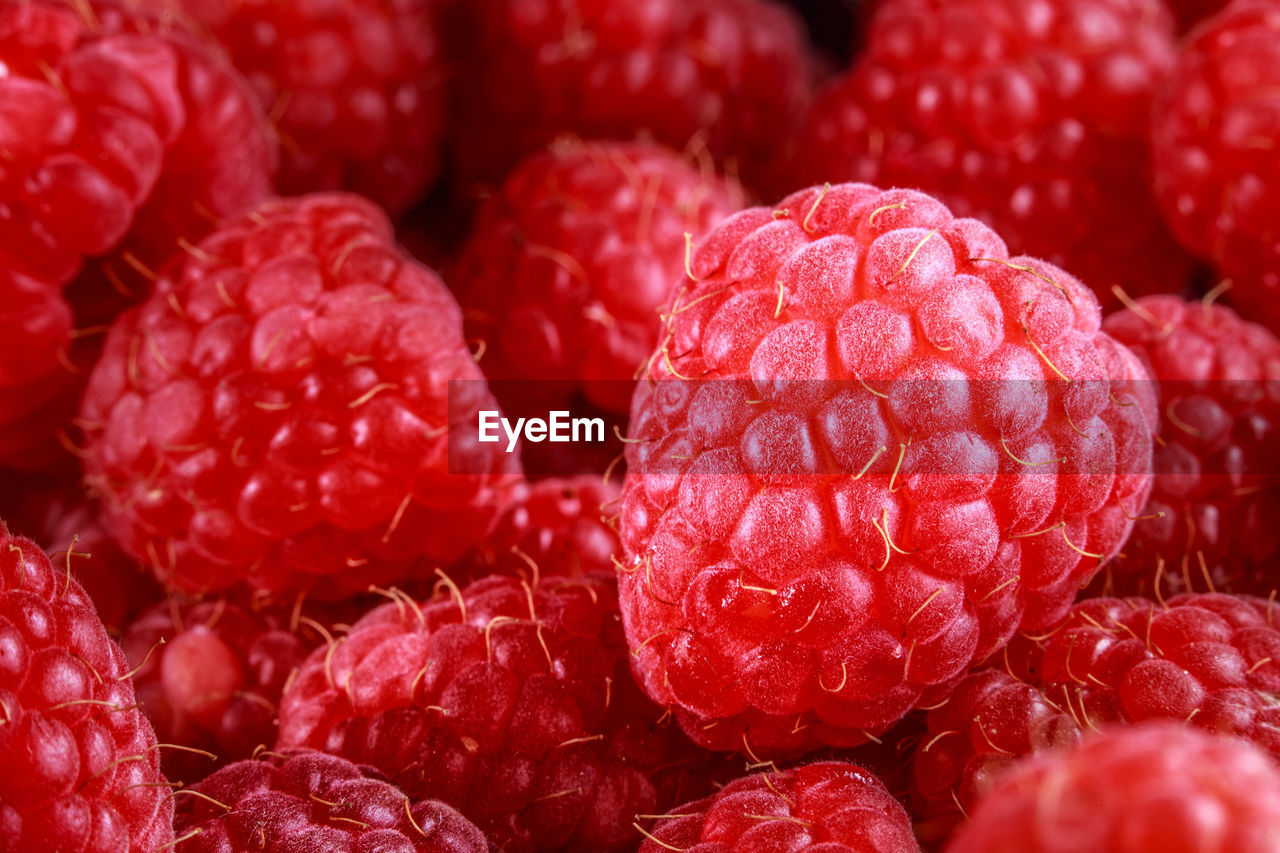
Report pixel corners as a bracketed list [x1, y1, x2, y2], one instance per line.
[0, 524, 173, 852]
[455, 140, 745, 416]
[0, 0, 275, 471]
[618, 183, 1155, 758]
[637, 762, 920, 853]
[1092, 294, 1280, 597]
[173, 0, 447, 216]
[173, 750, 487, 852]
[80, 193, 519, 599]
[277, 573, 718, 852]
[123, 599, 327, 784]
[1152, 0, 1280, 331]
[784, 0, 1189, 307]
[948, 722, 1280, 853]
[911, 593, 1280, 842]
[451, 0, 812, 191]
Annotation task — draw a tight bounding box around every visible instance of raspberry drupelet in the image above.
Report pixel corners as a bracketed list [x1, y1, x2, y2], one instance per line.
[1091, 294, 1280, 598]
[454, 140, 746, 416]
[783, 0, 1189, 308]
[172, 750, 487, 852]
[172, 0, 449, 216]
[0, 523, 173, 852]
[911, 593, 1280, 842]
[450, 0, 813, 192]
[948, 722, 1280, 853]
[1152, 0, 1280, 332]
[0, 0, 275, 471]
[276, 572, 719, 852]
[79, 193, 519, 600]
[636, 762, 921, 853]
[617, 182, 1155, 758]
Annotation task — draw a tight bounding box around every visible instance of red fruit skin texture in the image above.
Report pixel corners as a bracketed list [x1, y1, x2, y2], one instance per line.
[276, 573, 715, 852]
[173, 750, 487, 852]
[912, 593, 1280, 843]
[784, 0, 1190, 308]
[639, 762, 921, 853]
[0, 524, 173, 852]
[450, 0, 813, 192]
[618, 182, 1155, 758]
[947, 722, 1280, 853]
[1152, 0, 1280, 332]
[455, 140, 746, 415]
[1169, 0, 1231, 31]
[79, 193, 520, 600]
[0, 0, 275, 471]
[1091, 294, 1280, 597]
[175, 0, 447, 216]
[122, 599, 325, 784]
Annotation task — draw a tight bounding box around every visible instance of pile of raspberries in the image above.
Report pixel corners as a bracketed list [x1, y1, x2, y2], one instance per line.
[7, 0, 1280, 850]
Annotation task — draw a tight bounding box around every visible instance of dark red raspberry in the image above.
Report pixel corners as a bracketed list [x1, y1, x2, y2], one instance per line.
[0, 0, 275, 471]
[911, 593, 1280, 842]
[617, 182, 1155, 758]
[784, 0, 1189, 308]
[637, 762, 920, 853]
[277, 573, 717, 852]
[455, 140, 745, 415]
[80, 193, 519, 600]
[0, 523, 173, 852]
[948, 722, 1280, 853]
[468, 475, 622, 584]
[122, 599, 327, 784]
[1090, 294, 1280, 597]
[173, 0, 447, 216]
[173, 750, 487, 852]
[1169, 0, 1231, 31]
[1152, 0, 1280, 331]
[450, 0, 813, 191]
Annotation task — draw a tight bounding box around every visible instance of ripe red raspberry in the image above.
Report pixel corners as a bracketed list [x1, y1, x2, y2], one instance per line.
[122, 599, 326, 784]
[785, 0, 1189, 307]
[618, 182, 1155, 758]
[0, 524, 173, 852]
[455, 140, 746, 416]
[1152, 1, 1280, 331]
[637, 762, 920, 853]
[948, 722, 1280, 853]
[1091, 294, 1280, 597]
[277, 573, 716, 852]
[173, 750, 486, 852]
[79, 193, 519, 600]
[450, 0, 813, 191]
[0, 0, 275, 470]
[468, 475, 622, 583]
[172, 0, 447, 216]
[911, 593, 1280, 841]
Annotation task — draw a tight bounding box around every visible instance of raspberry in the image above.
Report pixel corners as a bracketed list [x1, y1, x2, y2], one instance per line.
[637, 762, 920, 853]
[276, 573, 716, 852]
[1091, 294, 1280, 597]
[1152, 0, 1280, 331]
[911, 593, 1280, 841]
[468, 475, 622, 583]
[454, 140, 745, 416]
[122, 599, 327, 784]
[173, 750, 487, 852]
[0, 523, 173, 852]
[948, 722, 1280, 853]
[450, 0, 813, 191]
[617, 182, 1155, 758]
[79, 193, 519, 599]
[0, 0, 275, 470]
[173, 0, 447, 216]
[784, 0, 1189, 307]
